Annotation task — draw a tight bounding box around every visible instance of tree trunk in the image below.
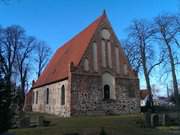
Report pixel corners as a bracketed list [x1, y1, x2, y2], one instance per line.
[19, 73, 26, 111]
[141, 43, 153, 109]
[21, 79, 25, 104]
[38, 70, 41, 78]
[166, 43, 179, 107]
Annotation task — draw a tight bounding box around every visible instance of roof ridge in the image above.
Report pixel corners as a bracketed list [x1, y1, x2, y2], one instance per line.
[55, 14, 105, 67]
[76, 14, 106, 66]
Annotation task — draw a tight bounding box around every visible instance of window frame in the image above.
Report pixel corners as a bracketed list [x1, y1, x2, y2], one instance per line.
[46, 88, 49, 104]
[61, 85, 65, 105]
[36, 91, 38, 104]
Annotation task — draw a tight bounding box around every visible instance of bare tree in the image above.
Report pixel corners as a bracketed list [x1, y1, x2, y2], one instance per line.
[0, 24, 49, 131]
[122, 40, 141, 73]
[15, 35, 36, 107]
[0, 25, 20, 133]
[0, 25, 21, 90]
[0, 25, 37, 110]
[123, 20, 164, 109]
[35, 41, 51, 78]
[154, 14, 180, 107]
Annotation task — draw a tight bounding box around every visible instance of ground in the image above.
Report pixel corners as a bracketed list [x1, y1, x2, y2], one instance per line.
[10, 113, 180, 135]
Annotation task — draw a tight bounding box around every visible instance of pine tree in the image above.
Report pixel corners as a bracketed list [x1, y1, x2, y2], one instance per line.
[0, 57, 13, 133]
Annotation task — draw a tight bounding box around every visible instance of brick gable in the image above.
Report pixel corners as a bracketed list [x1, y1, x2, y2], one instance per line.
[33, 13, 107, 88]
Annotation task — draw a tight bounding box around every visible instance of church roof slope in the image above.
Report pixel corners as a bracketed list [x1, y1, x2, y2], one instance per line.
[33, 13, 106, 88]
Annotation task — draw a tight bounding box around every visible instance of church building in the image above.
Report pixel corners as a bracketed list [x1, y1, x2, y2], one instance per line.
[31, 12, 140, 117]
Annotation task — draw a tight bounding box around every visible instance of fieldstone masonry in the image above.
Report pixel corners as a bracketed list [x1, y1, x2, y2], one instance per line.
[70, 73, 140, 116]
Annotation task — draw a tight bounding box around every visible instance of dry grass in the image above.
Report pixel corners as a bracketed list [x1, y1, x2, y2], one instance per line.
[10, 112, 180, 135]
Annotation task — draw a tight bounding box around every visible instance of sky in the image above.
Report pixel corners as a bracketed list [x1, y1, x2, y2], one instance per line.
[0, 0, 179, 95]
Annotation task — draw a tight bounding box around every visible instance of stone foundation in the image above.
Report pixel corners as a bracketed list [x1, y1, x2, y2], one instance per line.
[70, 73, 140, 116]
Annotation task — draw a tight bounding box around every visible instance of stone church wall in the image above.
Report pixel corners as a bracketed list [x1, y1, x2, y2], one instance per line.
[32, 80, 70, 117]
[70, 73, 140, 116]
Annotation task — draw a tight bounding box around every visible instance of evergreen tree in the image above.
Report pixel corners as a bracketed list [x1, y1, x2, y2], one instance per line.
[0, 55, 13, 133]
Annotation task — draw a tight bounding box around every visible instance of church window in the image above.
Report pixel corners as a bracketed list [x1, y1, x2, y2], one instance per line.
[36, 91, 38, 104]
[46, 88, 49, 104]
[104, 84, 110, 99]
[32, 92, 35, 104]
[61, 85, 65, 105]
[102, 72, 116, 100]
[93, 42, 98, 71]
[84, 58, 89, 71]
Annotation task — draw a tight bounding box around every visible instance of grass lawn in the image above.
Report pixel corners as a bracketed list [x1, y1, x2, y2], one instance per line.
[10, 112, 180, 135]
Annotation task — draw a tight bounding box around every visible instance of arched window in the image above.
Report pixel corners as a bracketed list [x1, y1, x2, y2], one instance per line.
[32, 92, 35, 104]
[36, 91, 38, 104]
[61, 85, 65, 105]
[104, 85, 110, 99]
[102, 73, 116, 99]
[46, 88, 49, 104]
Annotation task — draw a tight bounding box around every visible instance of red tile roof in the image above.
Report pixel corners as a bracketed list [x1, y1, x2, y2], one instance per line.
[33, 13, 107, 88]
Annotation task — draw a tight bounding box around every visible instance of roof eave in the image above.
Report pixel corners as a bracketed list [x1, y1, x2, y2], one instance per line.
[32, 77, 68, 89]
